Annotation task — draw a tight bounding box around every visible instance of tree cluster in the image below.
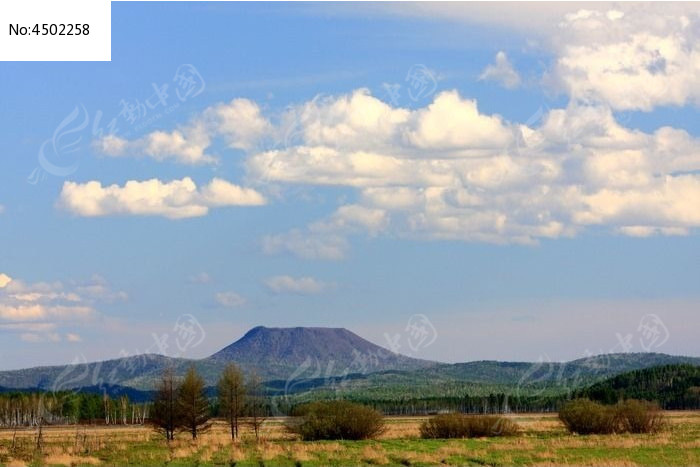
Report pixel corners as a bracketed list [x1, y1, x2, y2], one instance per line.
[150, 363, 264, 441]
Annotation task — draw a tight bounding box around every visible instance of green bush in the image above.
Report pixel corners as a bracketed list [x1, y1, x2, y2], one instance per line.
[287, 400, 385, 440]
[616, 399, 665, 434]
[559, 398, 665, 434]
[420, 413, 519, 439]
[558, 399, 617, 434]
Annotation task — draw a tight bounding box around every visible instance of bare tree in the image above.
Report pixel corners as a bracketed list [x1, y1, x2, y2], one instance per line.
[217, 363, 246, 440]
[245, 371, 267, 441]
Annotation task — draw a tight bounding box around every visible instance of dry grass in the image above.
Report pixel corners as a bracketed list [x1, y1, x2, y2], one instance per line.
[0, 411, 697, 466]
[43, 454, 101, 465]
[360, 444, 389, 464]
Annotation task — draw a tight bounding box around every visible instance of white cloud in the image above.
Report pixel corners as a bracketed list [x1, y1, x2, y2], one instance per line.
[0, 274, 11, 288]
[549, 6, 700, 111]
[479, 51, 521, 89]
[95, 98, 271, 164]
[0, 304, 93, 321]
[58, 177, 266, 219]
[262, 229, 348, 260]
[264, 275, 330, 295]
[215, 291, 246, 308]
[206, 98, 272, 150]
[72, 275, 128, 302]
[82, 27, 700, 252]
[243, 88, 700, 253]
[0, 274, 124, 331]
[372, 3, 700, 111]
[405, 91, 513, 151]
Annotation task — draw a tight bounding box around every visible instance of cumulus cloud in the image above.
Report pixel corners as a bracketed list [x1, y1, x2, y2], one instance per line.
[376, 3, 700, 111]
[0, 274, 11, 288]
[548, 6, 700, 111]
[74, 6, 700, 253]
[264, 275, 330, 294]
[242, 87, 700, 255]
[215, 291, 246, 308]
[0, 274, 125, 342]
[95, 98, 271, 164]
[58, 177, 266, 219]
[479, 51, 521, 89]
[0, 274, 125, 323]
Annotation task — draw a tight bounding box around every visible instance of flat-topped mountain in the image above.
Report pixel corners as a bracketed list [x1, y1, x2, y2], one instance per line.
[208, 326, 433, 377]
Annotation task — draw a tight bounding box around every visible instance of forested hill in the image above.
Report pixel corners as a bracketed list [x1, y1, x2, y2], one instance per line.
[0, 323, 697, 395]
[576, 364, 700, 409]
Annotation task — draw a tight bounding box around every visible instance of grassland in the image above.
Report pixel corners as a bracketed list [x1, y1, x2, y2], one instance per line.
[0, 411, 698, 466]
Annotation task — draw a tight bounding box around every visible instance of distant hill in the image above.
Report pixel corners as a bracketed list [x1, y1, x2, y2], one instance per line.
[272, 353, 700, 401]
[0, 353, 182, 391]
[415, 352, 700, 386]
[0, 326, 696, 397]
[0, 326, 435, 390]
[576, 364, 700, 409]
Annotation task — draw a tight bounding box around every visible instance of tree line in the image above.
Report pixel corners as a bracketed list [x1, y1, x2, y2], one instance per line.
[341, 393, 567, 415]
[0, 391, 148, 427]
[573, 364, 700, 409]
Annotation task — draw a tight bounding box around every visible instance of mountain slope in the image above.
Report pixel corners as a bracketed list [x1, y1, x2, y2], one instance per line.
[206, 326, 436, 379]
[0, 326, 435, 389]
[0, 353, 186, 391]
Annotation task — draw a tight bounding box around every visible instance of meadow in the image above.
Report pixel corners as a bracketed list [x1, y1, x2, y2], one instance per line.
[0, 411, 698, 466]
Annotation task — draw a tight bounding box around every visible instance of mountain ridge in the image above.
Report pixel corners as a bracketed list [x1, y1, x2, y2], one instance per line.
[0, 326, 435, 390]
[0, 326, 697, 394]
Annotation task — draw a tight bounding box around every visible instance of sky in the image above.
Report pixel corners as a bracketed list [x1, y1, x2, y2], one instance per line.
[1, 2, 699, 370]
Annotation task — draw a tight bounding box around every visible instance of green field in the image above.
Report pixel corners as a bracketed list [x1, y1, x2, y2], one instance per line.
[1, 412, 698, 466]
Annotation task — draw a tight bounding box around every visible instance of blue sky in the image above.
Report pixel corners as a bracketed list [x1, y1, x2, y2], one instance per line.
[1, 2, 699, 369]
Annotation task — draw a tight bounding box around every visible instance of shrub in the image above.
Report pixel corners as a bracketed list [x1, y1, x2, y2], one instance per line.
[558, 399, 617, 434]
[616, 399, 665, 434]
[420, 413, 519, 439]
[287, 400, 385, 440]
[559, 398, 665, 434]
